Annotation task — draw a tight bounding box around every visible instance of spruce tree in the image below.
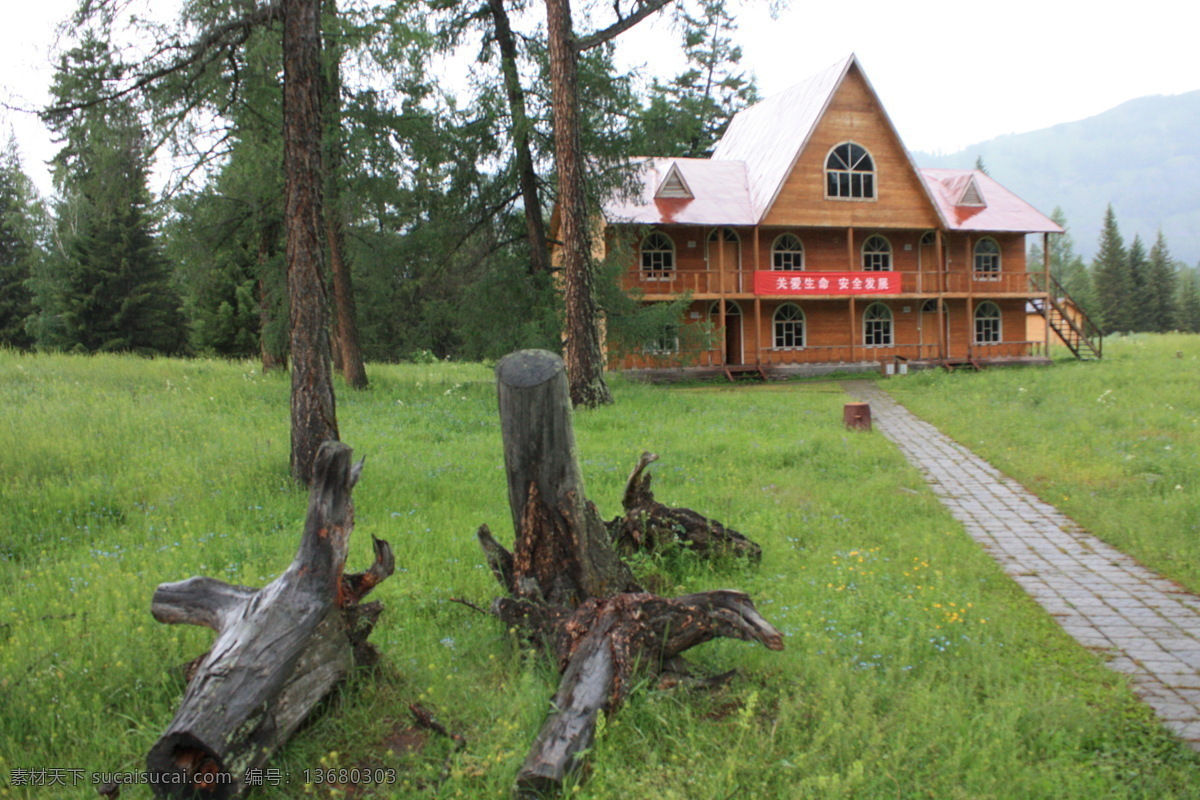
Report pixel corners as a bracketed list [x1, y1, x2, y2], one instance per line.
[0, 138, 44, 348]
[1146, 231, 1179, 332]
[1177, 268, 1200, 333]
[1091, 204, 1133, 334]
[1126, 234, 1152, 332]
[39, 32, 185, 354]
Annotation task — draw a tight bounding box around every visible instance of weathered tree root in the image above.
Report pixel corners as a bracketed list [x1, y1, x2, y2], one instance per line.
[611, 451, 763, 561]
[146, 442, 395, 799]
[479, 350, 783, 799]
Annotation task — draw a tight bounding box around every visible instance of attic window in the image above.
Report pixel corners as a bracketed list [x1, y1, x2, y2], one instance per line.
[958, 177, 986, 207]
[655, 163, 693, 199]
[826, 142, 875, 199]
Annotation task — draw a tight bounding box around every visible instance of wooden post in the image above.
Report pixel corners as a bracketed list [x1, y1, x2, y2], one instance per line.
[1043, 231, 1051, 356]
[146, 442, 394, 798]
[849, 297, 857, 363]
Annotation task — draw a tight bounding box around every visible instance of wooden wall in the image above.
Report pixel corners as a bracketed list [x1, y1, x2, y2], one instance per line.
[761, 64, 942, 231]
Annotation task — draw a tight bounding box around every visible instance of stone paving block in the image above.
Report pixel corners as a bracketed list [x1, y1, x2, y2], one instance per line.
[843, 380, 1200, 750]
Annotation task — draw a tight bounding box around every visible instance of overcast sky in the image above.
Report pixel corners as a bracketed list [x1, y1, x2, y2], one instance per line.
[3, 0, 1198, 197]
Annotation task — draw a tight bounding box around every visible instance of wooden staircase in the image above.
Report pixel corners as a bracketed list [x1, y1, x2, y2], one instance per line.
[1029, 275, 1103, 360]
[723, 365, 769, 382]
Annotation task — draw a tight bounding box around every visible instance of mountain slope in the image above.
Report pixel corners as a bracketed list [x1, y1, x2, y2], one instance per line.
[914, 91, 1200, 264]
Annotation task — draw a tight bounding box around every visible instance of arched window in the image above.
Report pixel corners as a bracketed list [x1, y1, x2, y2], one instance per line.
[771, 234, 805, 270]
[826, 142, 875, 199]
[862, 235, 892, 271]
[773, 304, 805, 349]
[863, 303, 893, 347]
[974, 302, 1002, 344]
[640, 232, 674, 279]
[974, 237, 1001, 278]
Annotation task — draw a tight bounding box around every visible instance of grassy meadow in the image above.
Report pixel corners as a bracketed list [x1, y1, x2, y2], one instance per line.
[2, 340, 1200, 798]
[889, 333, 1200, 596]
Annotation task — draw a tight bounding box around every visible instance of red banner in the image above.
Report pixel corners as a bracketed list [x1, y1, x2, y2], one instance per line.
[754, 271, 902, 295]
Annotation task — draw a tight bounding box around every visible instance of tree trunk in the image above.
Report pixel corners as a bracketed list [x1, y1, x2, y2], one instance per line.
[322, 0, 368, 389]
[283, 0, 338, 484]
[479, 350, 781, 797]
[146, 442, 394, 798]
[489, 0, 550, 277]
[544, 0, 612, 409]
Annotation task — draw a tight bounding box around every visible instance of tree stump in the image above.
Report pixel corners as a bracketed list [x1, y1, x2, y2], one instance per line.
[146, 441, 394, 798]
[477, 350, 782, 798]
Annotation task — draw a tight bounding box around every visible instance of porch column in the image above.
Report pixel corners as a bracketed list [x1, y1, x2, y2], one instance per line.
[966, 297, 974, 362]
[937, 297, 946, 361]
[846, 227, 856, 270]
[1043, 231, 1051, 356]
[849, 297, 857, 363]
[752, 228, 761, 363]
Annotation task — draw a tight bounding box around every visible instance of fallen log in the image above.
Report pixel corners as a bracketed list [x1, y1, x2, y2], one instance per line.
[480, 350, 782, 798]
[146, 441, 394, 799]
[611, 451, 763, 561]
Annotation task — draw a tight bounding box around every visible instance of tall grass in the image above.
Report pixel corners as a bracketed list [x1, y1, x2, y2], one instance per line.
[1, 349, 1198, 798]
[889, 333, 1200, 595]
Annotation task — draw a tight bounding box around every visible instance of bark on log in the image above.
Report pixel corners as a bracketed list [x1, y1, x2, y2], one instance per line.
[612, 452, 763, 561]
[146, 442, 393, 798]
[481, 350, 782, 798]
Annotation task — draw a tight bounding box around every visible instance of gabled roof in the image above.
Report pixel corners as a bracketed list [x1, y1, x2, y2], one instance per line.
[922, 169, 1064, 233]
[601, 56, 1062, 235]
[710, 55, 853, 220]
[603, 158, 756, 226]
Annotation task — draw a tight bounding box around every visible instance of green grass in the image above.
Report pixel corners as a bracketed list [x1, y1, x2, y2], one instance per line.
[1, 347, 1199, 799]
[888, 333, 1200, 595]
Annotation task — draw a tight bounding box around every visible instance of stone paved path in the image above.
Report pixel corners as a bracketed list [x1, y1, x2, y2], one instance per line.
[843, 379, 1200, 750]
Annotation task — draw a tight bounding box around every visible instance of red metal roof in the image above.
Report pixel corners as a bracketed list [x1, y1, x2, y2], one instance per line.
[603, 158, 756, 226]
[602, 55, 1061, 236]
[922, 169, 1064, 233]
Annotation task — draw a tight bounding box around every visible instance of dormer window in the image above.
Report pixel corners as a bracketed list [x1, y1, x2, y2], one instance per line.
[640, 232, 675, 280]
[655, 163, 693, 199]
[826, 142, 875, 199]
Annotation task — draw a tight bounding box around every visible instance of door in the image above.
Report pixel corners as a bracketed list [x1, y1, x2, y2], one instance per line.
[724, 302, 743, 365]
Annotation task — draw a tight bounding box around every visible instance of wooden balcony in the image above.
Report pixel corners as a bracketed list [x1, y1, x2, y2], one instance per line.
[624, 269, 1044, 297]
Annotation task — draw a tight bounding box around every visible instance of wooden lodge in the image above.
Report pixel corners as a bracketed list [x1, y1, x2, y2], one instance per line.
[598, 55, 1101, 378]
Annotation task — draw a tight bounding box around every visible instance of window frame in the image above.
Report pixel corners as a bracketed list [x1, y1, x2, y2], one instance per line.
[862, 302, 894, 347]
[973, 237, 1001, 281]
[825, 142, 877, 200]
[974, 301, 1002, 345]
[772, 303, 806, 349]
[861, 235, 893, 272]
[771, 233, 805, 271]
[642, 321, 680, 355]
[639, 231, 675, 281]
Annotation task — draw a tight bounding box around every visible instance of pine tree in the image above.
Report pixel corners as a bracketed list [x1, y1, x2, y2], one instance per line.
[631, 0, 757, 158]
[1091, 204, 1133, 334]
[1146, 231, 1179, 332]
[0, 138, 44, 348]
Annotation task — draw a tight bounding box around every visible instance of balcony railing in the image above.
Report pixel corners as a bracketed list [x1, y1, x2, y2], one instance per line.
[625, 269, 1043, 296]
[621, 340, 1043, 370]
